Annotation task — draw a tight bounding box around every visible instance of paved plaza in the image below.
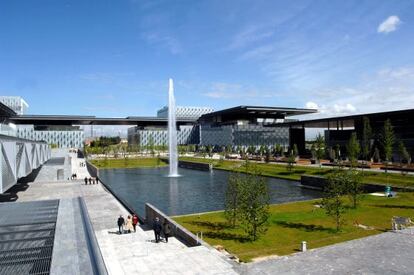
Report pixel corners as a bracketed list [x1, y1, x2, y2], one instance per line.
[13, 150, 238, 275]
[242, 228, 414, 275]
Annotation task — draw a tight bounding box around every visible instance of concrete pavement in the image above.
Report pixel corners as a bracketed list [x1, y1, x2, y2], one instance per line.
[15, 149, 238, 275]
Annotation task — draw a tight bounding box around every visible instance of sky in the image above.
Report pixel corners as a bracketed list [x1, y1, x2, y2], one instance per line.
[1, 0, 414, 120]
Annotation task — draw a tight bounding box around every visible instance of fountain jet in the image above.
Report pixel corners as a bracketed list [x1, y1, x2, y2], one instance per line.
[168, 78, 179, 177]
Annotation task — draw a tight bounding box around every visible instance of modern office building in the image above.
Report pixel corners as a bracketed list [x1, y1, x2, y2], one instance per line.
[0, 96, 84, 148]
[198, 106, 316, 149]
[278, 108, 414, 157]
[0, 96, 29, 115]
[128, 105, 317, 148]
[16, 125, 84, 148]
[128, 106, 212, 146]
[128, 125, 199, 146]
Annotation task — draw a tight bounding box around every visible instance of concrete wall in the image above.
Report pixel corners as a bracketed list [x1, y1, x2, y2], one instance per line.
[145, 203, 202, 247]
[178, 160, 211, 171]
[86, 160, 99, 178]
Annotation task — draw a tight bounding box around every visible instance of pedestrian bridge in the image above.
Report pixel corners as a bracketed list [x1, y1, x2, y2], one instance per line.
[0, 134, 50, 193]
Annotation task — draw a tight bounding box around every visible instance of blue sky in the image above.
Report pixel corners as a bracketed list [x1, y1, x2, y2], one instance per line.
[1, 0, 414, 118]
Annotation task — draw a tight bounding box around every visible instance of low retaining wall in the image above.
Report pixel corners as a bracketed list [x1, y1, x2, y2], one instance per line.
[85, 160, 145, 224]
[301, 175, 394, 192]
[145, 203, 202, 247]
[178, 160, 211, 171]
[86, 161, 99, 178]
[162, 158, 211, 171]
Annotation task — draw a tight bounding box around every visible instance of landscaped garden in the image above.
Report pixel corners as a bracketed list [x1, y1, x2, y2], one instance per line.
[90, 157, 166, 169]
[174, 192, 414, 262]
[179, 156, 414, 188]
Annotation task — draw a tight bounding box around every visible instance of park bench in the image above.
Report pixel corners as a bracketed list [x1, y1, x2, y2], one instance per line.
[391, 216, 413, 230]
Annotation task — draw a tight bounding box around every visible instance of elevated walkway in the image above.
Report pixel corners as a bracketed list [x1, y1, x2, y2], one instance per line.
[0, 134, 50, 194]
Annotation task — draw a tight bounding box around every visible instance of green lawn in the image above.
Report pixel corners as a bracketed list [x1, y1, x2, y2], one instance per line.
[180, 157, 414, 188]
[174, 192, 414, 262]
[90, 157, 166, 169]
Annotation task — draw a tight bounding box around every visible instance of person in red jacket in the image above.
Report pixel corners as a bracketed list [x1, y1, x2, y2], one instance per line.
[132, 214, 139, 232]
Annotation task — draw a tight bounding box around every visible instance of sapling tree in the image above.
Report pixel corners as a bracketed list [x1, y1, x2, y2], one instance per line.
[322, 170, 347, 231]
[380, 119, 395, 174]
[346, 132, 361, 168]
[345, 170, 363, 209]
[398, 141, 411, 166]
[224, 173, 243, 227]
[361, 116, 372, 162]
[238, 166, 270, 241]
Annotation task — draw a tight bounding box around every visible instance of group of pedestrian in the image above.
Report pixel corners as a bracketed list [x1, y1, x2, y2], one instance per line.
[153, 217, 171, 243]
[84, 177, 98, 185]
[71, 173, 78, 180]
[79, 162, 86, 167]
[117, 214, 139, 234]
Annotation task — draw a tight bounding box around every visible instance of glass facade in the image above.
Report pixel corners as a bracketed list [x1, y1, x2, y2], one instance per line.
[200, 124, 290, 147]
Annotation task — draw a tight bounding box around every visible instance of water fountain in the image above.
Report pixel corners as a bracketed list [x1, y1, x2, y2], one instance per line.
[168, 78, 179, 177]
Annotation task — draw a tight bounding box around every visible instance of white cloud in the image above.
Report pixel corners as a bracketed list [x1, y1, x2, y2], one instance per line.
[377, 15, 401, 34]
[302, 67, 414, 119]
[305, 101, 319, 110]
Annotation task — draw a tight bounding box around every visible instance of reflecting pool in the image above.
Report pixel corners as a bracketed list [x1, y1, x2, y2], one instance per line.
[99, 167, 321, 217]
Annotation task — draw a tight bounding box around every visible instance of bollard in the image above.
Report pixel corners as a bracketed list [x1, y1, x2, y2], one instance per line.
[301, 241, 307, 252]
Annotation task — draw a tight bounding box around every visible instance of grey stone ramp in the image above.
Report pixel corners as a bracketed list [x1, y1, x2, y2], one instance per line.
[50, 198, 94, 275]
[242, 229, 414, 275]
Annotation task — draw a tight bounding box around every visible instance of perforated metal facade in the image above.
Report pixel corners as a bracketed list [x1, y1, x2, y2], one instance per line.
[0, 200, 59, 275]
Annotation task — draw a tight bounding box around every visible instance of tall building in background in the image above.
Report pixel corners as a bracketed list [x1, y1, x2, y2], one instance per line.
[0, 96, 29, 115]
[0, 96, 84, 148]
[128, 106, 213, 146]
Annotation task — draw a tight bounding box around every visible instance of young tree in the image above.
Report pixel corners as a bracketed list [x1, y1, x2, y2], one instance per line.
[238, 167, 270, 240]
[312, 134, 325, 166]
[259, 145, 266, 159]
[322, 170, 347, 231]
[292, 144, 299, 159]
[273, 144, 282, 157]
[361, 117, 372, 162]
[264, 146, 271, 163]
[286, 154, 296, 172]
[224, 173, 243, 227]
[286, 144, 298, 172]
[225, 145, 232, 158]
[398, 141, 411, 166]
[373, 146, 380, 163]
[345, 170, 363, 209]
[207, 145, 213, 158]
[346, 132, 361, 168]
[380, 119, 395, 173]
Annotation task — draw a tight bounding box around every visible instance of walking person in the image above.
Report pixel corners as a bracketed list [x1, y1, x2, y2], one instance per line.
[126, 215, 134, 233]
[132, 214, 139, 232]
[84, 177, 88, 185]
[95, 177, 99, 184]
[117, 215, 125, 234]
[163, 220, 171, 243]
[153, 217, 162, 243]
[88, 177, 92, 185]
